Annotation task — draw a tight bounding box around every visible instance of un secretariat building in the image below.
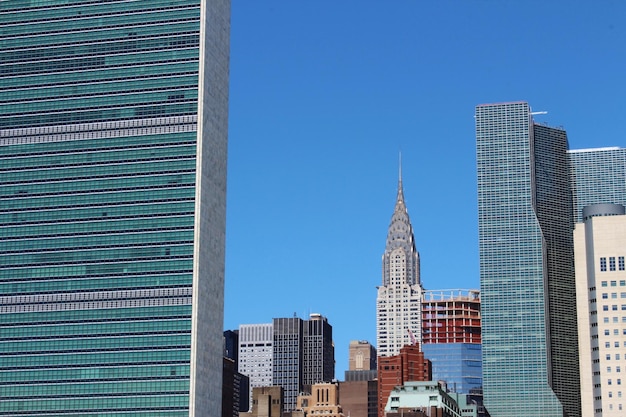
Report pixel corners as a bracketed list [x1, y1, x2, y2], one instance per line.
[0, 1, 230, 416]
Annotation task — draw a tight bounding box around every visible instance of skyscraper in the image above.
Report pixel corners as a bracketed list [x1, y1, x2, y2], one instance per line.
[0, 1, 230, 416]
[302, 313, 335, 387]
[376, 167, 423, 357]
[476, 102, 580, 417]
[569, 147, 626, 222]
[273, 317, 305, 412]
[239, 323, 274, 407]
[575, 204, 626, 417]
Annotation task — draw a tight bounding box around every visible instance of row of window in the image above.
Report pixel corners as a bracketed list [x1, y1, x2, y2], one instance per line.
[0, 348, 190, 371]
[1, 143, 196, 172]
[4, 8, 200, 39]
[3, 62, 198, 91]
[1, 103, 197, 130]
[601, 293, 626, 299]
[0, 364, 190, 385]
[0, 0, 200, 23]
[600, 257, 625, 272]
[1, 159, 195, 186]
[2, 304, 191, 327]
[2, 34, 199, 65]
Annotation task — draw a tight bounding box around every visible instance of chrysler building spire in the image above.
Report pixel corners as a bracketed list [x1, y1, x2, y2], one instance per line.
[376, 161, 423, 357]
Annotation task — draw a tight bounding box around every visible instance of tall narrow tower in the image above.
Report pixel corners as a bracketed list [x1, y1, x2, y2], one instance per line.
[476, 102, 580, 417]
[0, 1, 230, 416]
[376, 163, 423, 357]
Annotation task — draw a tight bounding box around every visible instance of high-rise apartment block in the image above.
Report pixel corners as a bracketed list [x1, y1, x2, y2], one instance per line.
[476, 102, 580, 417]
[0, 1, 230, 416]
[376, 169, 423, 357]
[422, 289, 482, 394]
[575, 204, 626, 417]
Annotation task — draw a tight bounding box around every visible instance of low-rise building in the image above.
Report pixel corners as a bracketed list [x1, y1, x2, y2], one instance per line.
[384, 381, 461, 417]
[240, 386, 284, 417]
[293, 382, 344, 417]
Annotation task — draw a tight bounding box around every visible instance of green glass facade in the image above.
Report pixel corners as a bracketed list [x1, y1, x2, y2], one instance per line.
[0, 1, 230, 415]
[476, 102, 580, 417]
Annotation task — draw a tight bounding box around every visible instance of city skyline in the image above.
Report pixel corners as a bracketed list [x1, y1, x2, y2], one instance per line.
[225, 2, 626, 376]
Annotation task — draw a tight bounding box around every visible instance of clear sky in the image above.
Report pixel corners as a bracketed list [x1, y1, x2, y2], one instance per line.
[223, 1, 626, 376]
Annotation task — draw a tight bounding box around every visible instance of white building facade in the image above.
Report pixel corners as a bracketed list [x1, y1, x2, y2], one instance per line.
[239, 323, 274, 408]
[576, 204, 626, 416]
[376, 169, 423, 357]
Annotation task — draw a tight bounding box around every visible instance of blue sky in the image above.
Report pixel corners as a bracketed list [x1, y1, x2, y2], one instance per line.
[223, 1, 626, 376]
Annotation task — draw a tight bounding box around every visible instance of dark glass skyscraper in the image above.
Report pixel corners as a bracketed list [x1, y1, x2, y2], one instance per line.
[476, 102, 580, 417]
[272, 315, 335, 412]
[0, 1, 230, 415]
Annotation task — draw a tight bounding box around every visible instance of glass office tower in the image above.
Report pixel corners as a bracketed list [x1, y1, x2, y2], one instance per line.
[569, 147, 626, 223]
[0, 1, 230, 416]
[476, 102, 580, 417]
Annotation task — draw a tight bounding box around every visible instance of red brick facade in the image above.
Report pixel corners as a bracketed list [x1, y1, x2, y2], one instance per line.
[377, 345, 432, 417]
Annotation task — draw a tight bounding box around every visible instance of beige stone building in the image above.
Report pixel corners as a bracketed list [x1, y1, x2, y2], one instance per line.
[349, 340, 377, 371]
[576, 204, 626, 417]
[293, 383, 344, 417]
[240, 386, 284, 417]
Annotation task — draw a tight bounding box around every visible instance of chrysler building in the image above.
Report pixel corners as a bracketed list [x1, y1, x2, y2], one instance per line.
[376, 166, 423, 357]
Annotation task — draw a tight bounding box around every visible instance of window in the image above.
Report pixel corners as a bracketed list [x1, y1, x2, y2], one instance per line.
[605, 306, 610, 311]
[603, 281, 609, 287]
[620, 257, 625, 271]
[613, 281, 618, 287]
[611, 257, 617, 271]
[614, 305, 619, 311]
[602, 257, 608, 271]
[619, 366, 623, 373]
[603, 293, 609, 299]
[613, 293, 618, 299]
[618, 354, 622, 360]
